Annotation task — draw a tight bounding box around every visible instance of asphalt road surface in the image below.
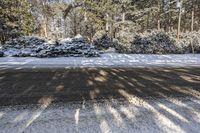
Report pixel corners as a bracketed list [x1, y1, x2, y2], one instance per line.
[0, 67, 200, 133]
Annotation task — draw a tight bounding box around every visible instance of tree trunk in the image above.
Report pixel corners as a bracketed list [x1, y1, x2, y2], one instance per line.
[44, 17, 48, 38]
[157, 1, 161, 30]
[147, 12, 150, 29]
[158, 20, 161, 31]
[106, 14, 109, 32]
[191, 1, 195, 31]
[41, 1, 48, 38]
[122, 12, 125, 31]
[73, 13, 77, 36]
[64, 20, 67, 38]
[110, 15, 114, 41]
[177, 7, 182, 40]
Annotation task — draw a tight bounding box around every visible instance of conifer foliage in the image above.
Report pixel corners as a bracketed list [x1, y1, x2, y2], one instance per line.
[0, 0, 200, 55]
[0, 0, 34, 44]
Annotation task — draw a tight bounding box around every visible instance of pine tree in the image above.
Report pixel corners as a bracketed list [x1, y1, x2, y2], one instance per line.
[0, 0, 34, 44]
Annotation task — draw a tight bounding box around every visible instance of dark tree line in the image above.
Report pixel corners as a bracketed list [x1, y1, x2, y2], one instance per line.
[0, 0, 200, 43]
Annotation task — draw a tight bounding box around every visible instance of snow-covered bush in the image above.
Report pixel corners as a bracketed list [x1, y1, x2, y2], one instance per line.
[72, 34, 86, 43]
[130, 31, 178, 54]
[115, 30, 134, 44]
[0, 51, 4, 57]
[2, 36, 100, 58]
[114, 30, 200, 54]
[113, 39, 131, 53]
[114, 21, 141, 44]
[92, 30, 113, 50]
[177, 31, 200, 53]
[5, 36, 46, 47]
[59, 34, 85, 44]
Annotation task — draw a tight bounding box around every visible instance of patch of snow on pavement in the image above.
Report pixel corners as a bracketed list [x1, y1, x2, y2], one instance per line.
[0, 53, 200, 68]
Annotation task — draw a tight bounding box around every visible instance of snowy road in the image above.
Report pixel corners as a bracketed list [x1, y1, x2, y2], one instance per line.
[0, 67, 199, 132]
[0, 97, 200, 133]
[0, 53, 200, 68]
[0, 54, 200, 132]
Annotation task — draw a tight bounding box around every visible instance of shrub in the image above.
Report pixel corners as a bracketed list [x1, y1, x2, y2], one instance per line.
[92, 30, 113, 50]
[114, 30, 200, 54]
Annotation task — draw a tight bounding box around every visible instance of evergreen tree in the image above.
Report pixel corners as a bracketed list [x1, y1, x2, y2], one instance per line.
[0, 0, 34, 44]
[1, 0, 200, 43]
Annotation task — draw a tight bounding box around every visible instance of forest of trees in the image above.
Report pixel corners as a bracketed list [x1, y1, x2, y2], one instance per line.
[0, 0, 200, 44]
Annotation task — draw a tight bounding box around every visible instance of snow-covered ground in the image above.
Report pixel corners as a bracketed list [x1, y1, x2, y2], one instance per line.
[0, 53, 200, 68]
[0, 97, 200, 133]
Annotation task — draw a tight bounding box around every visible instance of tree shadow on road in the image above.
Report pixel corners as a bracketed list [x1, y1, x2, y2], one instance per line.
[0, 67, 200, 132]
